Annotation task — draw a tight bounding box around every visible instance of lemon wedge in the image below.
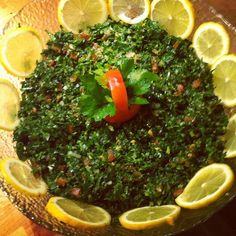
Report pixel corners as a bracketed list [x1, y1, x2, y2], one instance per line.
[193, 22, 230, 65]
[212, 54, 236, 107]
[0, 28, 43, 77]
[0, 158, 47, 196]
[225, 114, 236, 158]
[58, 0, 108, 34]
[119, 205, 181, 230]
[0, 78, 20, 131]
[46, 197, 111, 228]
[150, 0, 195, 39]
[108, 0, 150, 24]
[175, 163, 234, 209]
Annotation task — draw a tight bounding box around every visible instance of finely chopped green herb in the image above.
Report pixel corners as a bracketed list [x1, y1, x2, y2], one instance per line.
[14, 19, 228, 215]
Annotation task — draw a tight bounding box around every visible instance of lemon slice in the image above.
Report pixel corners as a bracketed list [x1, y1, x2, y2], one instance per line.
[119, 205, 181, 230]
[193, 22, 230, 65]
[150, 0, 195, 39]
[46, 197, 111, 228]
[225, 114, 236, 158]
[212, 54, 236, 107]
[0, 158, 47, 196]
[0, 78, 20, 131]
[108, 0, 150, 24]
[0, 28, 43, 77]
[58, 0, 108, 34]
[175, 163, 234, 209]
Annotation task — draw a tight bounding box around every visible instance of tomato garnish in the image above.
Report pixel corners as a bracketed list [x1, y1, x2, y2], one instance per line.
[105, 69, 140, 123]
[105, 104, 140, 123]
[106, 69, 128, 113]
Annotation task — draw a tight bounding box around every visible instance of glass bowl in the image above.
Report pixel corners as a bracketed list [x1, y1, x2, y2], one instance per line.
[1, 0, 236, 235]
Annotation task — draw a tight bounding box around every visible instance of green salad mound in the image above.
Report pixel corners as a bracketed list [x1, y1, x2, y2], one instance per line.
[14, 19, 227, 215]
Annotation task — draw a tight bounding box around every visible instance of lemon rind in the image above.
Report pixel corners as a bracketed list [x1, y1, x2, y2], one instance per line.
[225, 150, 236, 159]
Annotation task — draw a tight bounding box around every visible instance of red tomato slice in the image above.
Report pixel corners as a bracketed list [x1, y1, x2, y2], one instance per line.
[106, 69, 128, 113]
[105, 69, 140, 123]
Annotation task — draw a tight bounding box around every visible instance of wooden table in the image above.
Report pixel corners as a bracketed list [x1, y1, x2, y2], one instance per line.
[0, 191, 57, 236]
[0, 0, 236, 235]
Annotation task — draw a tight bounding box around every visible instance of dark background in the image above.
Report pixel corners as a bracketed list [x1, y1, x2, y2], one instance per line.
[179, 198, 236, 236]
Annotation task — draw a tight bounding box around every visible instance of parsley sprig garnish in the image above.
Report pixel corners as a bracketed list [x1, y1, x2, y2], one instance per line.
[79, 59, 159, 121]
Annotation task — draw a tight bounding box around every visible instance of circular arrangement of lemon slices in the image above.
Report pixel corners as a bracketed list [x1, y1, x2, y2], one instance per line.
[193, 22, 230, 65]
[150, 0, 195, 39]
[224, 114, 236, 158]
[108, 0, 150, 24]
[0, 78, 20, 131]
[46, 197, 111, 228]
[212, 54, 236, 107]
[175, 163, 234, 209]
[119, 205, 181, 230]
[58, 0, 108, 34]
[0, 28, 43, 77]
[0, 158, 47, 196]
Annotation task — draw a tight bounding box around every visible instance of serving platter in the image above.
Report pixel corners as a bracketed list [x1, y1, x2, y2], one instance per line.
[1, 0, 236, 235]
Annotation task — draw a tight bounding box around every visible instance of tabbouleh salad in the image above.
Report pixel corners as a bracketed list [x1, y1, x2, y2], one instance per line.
[14, 19, 228, 215]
